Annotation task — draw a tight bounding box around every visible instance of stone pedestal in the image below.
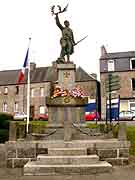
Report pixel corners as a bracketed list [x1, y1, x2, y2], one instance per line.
[64, 107, 72, 141]
[45, 63, 88, 141]
[46, 96, 88, 126]
[46, 96, 88, 140]
[57, 63, 76, 90]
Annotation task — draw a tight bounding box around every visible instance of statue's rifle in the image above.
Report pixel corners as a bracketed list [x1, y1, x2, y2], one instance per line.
[74, 35, 88, 46]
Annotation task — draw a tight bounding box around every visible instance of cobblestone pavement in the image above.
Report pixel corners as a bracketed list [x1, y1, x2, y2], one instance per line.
[0, 164, 135, 180]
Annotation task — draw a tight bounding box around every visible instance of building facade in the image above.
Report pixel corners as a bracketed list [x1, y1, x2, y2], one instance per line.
[0, 62, 98, 118]
[100, 45, 135, 119]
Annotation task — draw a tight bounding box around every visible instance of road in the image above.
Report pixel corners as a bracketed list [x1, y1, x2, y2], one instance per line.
[0, 164, 135, 180]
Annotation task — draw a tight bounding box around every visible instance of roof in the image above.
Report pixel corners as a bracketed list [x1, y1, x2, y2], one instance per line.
[76, 66, 95, 82]
[100, 51, 135, 60]
[0, 65, 95, 86]
[0, 69, 19, 86]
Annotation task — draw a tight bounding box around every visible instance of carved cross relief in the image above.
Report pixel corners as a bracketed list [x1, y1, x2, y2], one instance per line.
[64, 71, 70, 79]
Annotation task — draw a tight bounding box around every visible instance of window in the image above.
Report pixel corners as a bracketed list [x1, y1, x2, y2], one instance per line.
[39, 106, 45, 114]
[15, 86, 19, 95]
[31, 88, 34, 97]
[14, 102, 18, 112]
[131, 78, 135, 91]
[3, 102, 8, 112]
[130, 103, 135, 111]
[40, 87, 44, 97]
[130, 58, 135, 69]
[108, 60, 114, 72]
[4, 87, 8, 95]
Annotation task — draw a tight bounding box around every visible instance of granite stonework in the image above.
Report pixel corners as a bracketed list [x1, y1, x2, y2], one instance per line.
[45, 63, 88, 141]
[5, 139, 130, 168]
[0, 144, 6, 167]
[6, 63, 131, 175]
[57, 63, 76, 90]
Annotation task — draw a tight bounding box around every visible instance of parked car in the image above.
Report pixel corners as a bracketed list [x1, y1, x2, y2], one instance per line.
[13, 112, 27, 121]
[119, 110, 135, 120]
[85, 111, 100, 121]
[35, 113, 48, 121]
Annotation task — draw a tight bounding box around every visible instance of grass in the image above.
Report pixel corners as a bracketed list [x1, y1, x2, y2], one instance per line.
[126, 126, 135, 155]
[15, 120, 48, 126]
[86, 122, 99, 129]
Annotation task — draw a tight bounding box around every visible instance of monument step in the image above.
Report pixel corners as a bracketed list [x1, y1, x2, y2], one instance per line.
[24, 161, 112, 175]
[48, 147, 87, 156]
[37, 154, 99, 164]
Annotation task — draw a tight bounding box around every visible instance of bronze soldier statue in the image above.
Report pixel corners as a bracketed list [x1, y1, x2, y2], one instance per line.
[55, 13, 75, 62]
[51, 5, 75, 63]
[51, 4, 87, 63]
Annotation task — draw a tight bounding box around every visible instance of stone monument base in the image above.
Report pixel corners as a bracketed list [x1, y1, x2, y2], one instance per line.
[6, 139, 130, 170]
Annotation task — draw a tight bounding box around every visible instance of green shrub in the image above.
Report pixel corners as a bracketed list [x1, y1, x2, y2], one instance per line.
[0, 112, 13, 120]
[0, 113, 13, 143]
[0, 129, 9, 143]
[0, 113, 13, 129]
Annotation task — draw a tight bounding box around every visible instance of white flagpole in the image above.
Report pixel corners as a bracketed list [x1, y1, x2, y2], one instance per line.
[26, 37, 31, 134]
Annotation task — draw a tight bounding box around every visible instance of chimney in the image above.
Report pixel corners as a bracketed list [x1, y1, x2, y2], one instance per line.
[101, 45, 107, 57]
[30, 62, 36, 71]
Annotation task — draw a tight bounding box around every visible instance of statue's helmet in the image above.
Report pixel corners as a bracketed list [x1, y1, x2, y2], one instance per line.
[64, 20, 70, 27]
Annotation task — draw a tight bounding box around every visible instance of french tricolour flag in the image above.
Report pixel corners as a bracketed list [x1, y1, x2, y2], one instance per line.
[17, 48, 29, 83]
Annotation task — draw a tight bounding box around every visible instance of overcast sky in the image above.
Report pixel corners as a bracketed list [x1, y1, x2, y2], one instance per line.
[0, 0, 135, 79]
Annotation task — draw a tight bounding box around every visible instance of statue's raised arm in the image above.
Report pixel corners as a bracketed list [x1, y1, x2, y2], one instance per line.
[55, 14, 64, 31]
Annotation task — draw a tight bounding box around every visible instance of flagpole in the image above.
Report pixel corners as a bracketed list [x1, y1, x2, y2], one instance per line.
[26, 37, 31, 134]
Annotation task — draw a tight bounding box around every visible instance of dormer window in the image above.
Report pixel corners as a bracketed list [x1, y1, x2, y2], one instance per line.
[130, 58, 135, 69]
[108, 60, 114, 72]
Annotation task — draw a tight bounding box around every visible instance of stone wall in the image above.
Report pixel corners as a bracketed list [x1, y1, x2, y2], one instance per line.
[5, 139, 130, 168]
[0, 144, 6, 167]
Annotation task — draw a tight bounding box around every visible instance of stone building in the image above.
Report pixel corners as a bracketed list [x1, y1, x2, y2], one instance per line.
[100, 45, 135, 119]
[0, 62, 98, 118]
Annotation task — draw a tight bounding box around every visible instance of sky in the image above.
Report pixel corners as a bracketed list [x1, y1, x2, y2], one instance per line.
[0, 0, 135, 80]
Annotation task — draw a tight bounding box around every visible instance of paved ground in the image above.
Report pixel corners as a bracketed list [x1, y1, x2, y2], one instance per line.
[0, 164, 135, 180]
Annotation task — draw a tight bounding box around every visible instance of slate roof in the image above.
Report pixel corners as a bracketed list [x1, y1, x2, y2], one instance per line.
[0, 69, 19, 86]
[100, 51, 135, 60]
[76, 66, 95, 82]
[0, 65, 94, 86]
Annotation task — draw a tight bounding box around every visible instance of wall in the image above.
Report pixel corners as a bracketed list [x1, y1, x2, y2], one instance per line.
[100, 58, 130, 73]
[0, 82, 51, 116]
[5, 139, 130, 168]
[0, 144, 6, 167]
[100, 71, 135, 119]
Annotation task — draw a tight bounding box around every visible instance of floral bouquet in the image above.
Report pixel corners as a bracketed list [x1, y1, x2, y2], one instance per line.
[52, 85, 88, 98]
[69, 86, 88, 98]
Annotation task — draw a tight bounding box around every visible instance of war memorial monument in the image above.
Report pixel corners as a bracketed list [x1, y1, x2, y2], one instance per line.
[6, 4, 130, 176]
